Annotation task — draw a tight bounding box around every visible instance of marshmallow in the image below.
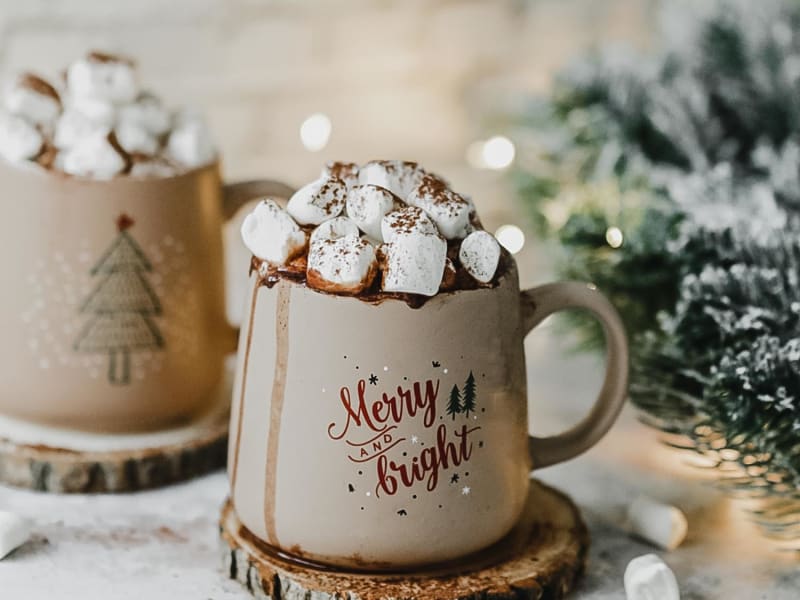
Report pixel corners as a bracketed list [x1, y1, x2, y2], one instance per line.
[53, 106, 113, 150]
[307, 235, 377, 295]
[118, 92, 171, 136]
[129, 158, 178, 179]
[115, 120, 159, 156]
[310, 216, 361, 246]
[0, 112, 43, 163]
[381, 206, 439, 243]
[166, 117, 216, 168]
[286, 177, 347, 225]
[382, 230, 447, 297]
[0, 511, 32, 560]
[322, 161, 359, 188]
[626, 496, 688, 551]
[346, 184, 400, 240]
[4, 73, 61, 127]
[67, 51, 139, 105]
[58, 132, 129, 179]
[241, 199, 307, 265]
[358, 160, 426, 199]
[624, 554, 680, 600]
[459, 230, 501, 283]
[408, 175, 472, 239]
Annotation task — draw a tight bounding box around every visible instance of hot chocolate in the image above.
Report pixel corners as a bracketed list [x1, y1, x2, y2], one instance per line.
[241, 160, 507, 306]
[0, 51, 216, 179]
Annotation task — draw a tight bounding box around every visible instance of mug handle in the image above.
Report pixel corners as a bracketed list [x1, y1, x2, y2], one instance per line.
[220, 179, 296, 347]
[222, 179, 296, 221]
[520, 282, 629, 469]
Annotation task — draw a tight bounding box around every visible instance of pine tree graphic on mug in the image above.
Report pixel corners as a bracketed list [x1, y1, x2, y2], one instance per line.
[445, 371, 478, 419]
[74, 214, 164, 385]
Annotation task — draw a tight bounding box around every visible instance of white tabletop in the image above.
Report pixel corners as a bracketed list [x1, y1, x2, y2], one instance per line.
[1, 318, 797, 599]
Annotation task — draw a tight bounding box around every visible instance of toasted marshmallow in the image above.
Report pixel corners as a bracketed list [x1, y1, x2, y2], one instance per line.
[4, 73, 61, 127]
[382, 230, 447, 297]
[358, 160, 426, 199]
[53, 106, 113, 150]
[115, 120, 159, 156]
[381, 206, 439, 243]
[166, 117, 216, 168]
[0, 112, 43, 163]
[308, 235, 377, 295]
[624, 554, 680, 600]
[241, 199, 307, 265]
[286, 177, 347, 225]
[0, 511, 32, 560]
[309, 216, 361, 246]
[58, 132, 129, 179]
[118, 92, 171, 136]
[408, 175, 472, 239]
[322, 161, 359, 188]
[67, 52, 139, 105]
[459, 230, 500, 283]
[346, 184, 400, 240]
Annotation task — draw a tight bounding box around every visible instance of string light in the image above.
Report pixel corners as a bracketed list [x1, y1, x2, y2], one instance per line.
[466, 136, 516, 170]
[605, 226, 624, 248]
[495, 224, 525, 254]
[300, 113, 332, 152]
[481, 135, 515, 170]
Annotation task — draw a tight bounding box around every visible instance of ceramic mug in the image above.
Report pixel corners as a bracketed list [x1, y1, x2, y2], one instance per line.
[228, 255, 628, 570]
[0, 159, 292, 432]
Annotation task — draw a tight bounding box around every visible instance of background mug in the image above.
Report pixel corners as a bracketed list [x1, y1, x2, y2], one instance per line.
[228, 254, 628, 569]
[0, 160, 292, 432]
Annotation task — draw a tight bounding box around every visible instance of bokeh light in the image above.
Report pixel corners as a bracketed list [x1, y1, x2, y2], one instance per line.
[300, 113, 332, 152]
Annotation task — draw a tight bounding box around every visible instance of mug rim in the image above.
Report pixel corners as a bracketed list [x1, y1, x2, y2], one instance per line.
[256, 259, 519, 309]
[0, 154, 220, 186]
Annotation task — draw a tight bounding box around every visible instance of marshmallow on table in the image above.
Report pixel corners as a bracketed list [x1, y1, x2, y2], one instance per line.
[626, 496, 688, 551]
[241, 199, 307, 265]
[309, 216, 361, 246]
[118, 92, 171, 136]
[4, 73, 61, 127]
[57, 132, 129, 179]
[346, 184, 400, 241]
[459, 230, 501, 283]
[408, 175, 473, 239]
[0, 511, 32, 560]
[166, 117, 216, 168]
[307, 235, 378, 295]
[381, 230, 447, 297]
[624, 554, 680, 600]
[287, 177, 347, 225]
[0, 112, 43, 163]
[67, 51, 139, 105]
[322, 161, 359, 188]
[358, 160, 426, 199]
[381, 206, 439, 243]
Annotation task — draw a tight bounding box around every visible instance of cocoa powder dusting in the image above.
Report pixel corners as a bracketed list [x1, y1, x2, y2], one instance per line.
[19, 73, 61, 103]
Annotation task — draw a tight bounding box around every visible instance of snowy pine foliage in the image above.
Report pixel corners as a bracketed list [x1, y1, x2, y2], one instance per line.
[515, 0, 800, 538]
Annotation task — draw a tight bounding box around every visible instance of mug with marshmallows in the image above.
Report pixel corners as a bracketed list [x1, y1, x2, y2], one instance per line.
[0, 52, 292, 432]
[228, 160, 628, 570]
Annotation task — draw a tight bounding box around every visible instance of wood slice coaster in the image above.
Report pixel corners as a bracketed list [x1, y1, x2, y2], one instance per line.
[220, 479, 589, 600]
[0, 392, 229, 494]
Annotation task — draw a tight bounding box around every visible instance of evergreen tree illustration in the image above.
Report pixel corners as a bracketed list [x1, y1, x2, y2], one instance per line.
[74, 214, 164, 385]
[461, 371, 477, 417]
[446, 384, 462, 420]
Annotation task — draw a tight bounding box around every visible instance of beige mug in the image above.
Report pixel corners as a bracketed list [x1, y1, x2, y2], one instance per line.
[228, 255, 628, 570]
[0, 160, 292, 432]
